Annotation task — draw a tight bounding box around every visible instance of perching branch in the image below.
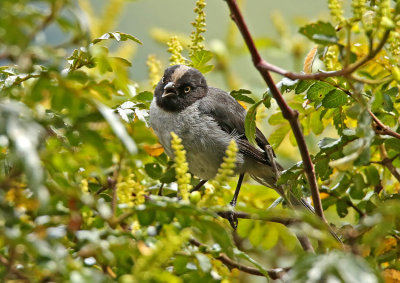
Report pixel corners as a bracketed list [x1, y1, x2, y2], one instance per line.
[370, 109, 400, 140]
[380, 144, 400, 183]
[217, 210, 298, 226]
[0, 255, 29, 281]
[233, 28, 390, 81]
[224, 0, 326, 222]
[189, 238, 289, 279]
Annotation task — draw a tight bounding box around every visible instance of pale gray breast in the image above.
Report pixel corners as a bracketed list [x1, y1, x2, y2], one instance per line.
[149, 99, 243, 180]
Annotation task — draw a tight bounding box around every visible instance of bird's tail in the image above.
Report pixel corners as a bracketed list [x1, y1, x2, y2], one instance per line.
[280, 185, 342, 243]
[252, 173, 342, 243]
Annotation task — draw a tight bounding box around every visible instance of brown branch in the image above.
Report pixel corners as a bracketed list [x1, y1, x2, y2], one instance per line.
[370, 110, 400, 140]
[258, 30, 391, 81]
[217, 210, 298, 226]
[0, 255, 29, 281]
[189, 238, 289, 279]
[218, 211, 314, 252]
[225, 0, 326, 223]
[380, 144, 400, 183]
[28, 1, 63, 40]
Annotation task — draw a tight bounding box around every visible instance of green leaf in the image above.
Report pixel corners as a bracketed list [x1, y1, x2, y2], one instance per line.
[364, 166, 380, 186]
[96, 102, 137, 154]
[315, 158, 332, 180]
[268, 112, 285, 125]
[310, 110, 324, 135]
[306, 81, 335, 102]
[137, 206, 156, 225]
[299, 21, 338, 45]
[277, 170, 299, 186]
[92, 31, 142, 45]
[145, 163, 163, 179]
[244, 100, 263, 145]
[230, 89, 256, 104]
[248, 222, 264, 246]
[336, 198, 349, 217]
[269, 124, 291, 149]
[322, 89, 348, 108]
[174, 255, 189, 275]
[135, 91, 153, 102]
[295, 80, 314, 94]
[261, 223, 279, 250]
[384, 138, 400, 152]
[190, 50, 214, 73]
[234, 249, 269, 277]
[350, 173, 366, 199]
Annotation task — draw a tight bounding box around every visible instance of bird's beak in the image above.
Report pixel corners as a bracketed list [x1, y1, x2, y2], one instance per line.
[162, 82, 177, 98]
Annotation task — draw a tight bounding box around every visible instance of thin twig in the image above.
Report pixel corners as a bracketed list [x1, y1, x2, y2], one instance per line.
[370, 110, 400, 140]
[28, 1, 62, 40]
[189, 238, 289, 279]
[225, 0, 326, 222]
[217, 210, 298, 226]
[380, 144, 400, 183]
[0, 255, 29, 281]
[260, 30, 391, 81]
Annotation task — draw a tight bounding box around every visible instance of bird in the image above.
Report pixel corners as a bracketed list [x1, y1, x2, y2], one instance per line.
[149, 64, 325, 231]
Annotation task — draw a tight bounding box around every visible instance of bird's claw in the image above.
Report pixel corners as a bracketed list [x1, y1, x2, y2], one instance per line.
[227, 210, 238, 230]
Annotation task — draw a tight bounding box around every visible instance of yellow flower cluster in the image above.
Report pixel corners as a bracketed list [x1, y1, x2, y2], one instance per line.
[351, 0, 366, 20]
[170, 132, 192, 200]
[212, 139, 238, 190]
[117, 173, 146, 207]
[324, 46, 342, 71]
[80, 178, 89, 194]
[390, 31, 400, 58]
[189, 0, 206, 56]
[5, 186, 38, 212]
[133, 225, 191, 280]
[200, 139, 238, 207]
[376, 0, 394, 29]
[146, 54, 162, 88]
[328, 0, 345, 24]
[167, 36, 186, 66]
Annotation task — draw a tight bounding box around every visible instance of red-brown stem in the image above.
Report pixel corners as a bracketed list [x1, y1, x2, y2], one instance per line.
[234, 28, 390, 81]
[225, 0, 326, 222]
[189, 238, 289, 279]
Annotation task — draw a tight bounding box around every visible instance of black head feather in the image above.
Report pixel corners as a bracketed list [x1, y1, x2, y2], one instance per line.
[154, 65, 208, 112]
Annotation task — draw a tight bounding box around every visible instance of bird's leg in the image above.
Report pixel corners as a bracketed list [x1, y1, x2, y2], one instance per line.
[190, 179, 208, 193]
[228, 173, 245, 229]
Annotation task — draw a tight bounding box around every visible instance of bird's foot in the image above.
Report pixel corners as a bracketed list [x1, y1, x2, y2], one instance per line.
[227, 210, 238, 230]
[227, 200, 238, 230]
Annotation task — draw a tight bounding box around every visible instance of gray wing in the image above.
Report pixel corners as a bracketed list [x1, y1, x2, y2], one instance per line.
[198, 87, 272, 166]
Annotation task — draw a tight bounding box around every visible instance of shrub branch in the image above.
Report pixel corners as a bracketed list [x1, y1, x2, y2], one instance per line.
[224, 0, 326, 222]
[189, 238, 289, 279]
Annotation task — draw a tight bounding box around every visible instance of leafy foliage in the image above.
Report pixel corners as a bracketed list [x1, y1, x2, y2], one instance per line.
[1, 0, 400, 282]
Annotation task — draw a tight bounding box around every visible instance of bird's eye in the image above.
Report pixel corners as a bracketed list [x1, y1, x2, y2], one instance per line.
[184, 86, 191, 93]
[161, 77, 165, 83]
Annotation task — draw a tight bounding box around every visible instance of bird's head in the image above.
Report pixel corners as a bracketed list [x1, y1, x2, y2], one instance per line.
[154, 65, 208, 111]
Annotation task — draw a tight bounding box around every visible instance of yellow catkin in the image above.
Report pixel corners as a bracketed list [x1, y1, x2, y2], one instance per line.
[375, 0, 393, 29]
[117, 173, 146, 207]
[146, 55, 162, 88]
[167, 36, 186, 66]
[170, 132, 192, 200]
[328, 0, 345, 24]
[324, 45, 342, 71]
[189, 0, 206, 56]
[133, 226, 190, 280]
[352, 0, 366, 20]
[212, 139, 238, 190]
